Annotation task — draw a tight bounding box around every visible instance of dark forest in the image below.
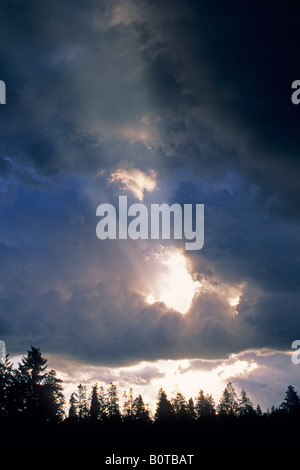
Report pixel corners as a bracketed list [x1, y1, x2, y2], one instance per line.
[0, 346, 299, 452]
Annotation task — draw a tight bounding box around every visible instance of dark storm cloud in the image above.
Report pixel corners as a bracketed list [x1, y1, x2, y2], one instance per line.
[0, 0, 159, 177]
[121, 0, 300, 217]
[177, 172, 300, 292]
[0, 172, 299, 364]
[1, 0, 299, 189]
[173, 172, 300, 352]
[0, 0, 300, 365]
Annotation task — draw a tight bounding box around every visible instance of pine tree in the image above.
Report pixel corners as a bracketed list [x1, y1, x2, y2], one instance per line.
[0, 355, 13, 416]
[195, 389, 215, 418]
[98, 385, 108, 421]
[187, 397, 196, 419]
[107, 382, 121, 420]
[256, 404, 263, 416]
[16, 346, 64, 421]
[41, 369, 65, 421]
[123, 388, 134, 421]
[270, 405, 278, 415]
[19, 346, 47, 383]
[132, 394, 150, 422]
[77, 384, 89, 420]
[171, 391, 188, 418]
[68, 392, 78, 420]
[217, 382, 239, 416]
[280, 385, 300, 413]
[155, 388, 174, 422]
[90, 384, 101, 421]
[239, 388, 254, 416]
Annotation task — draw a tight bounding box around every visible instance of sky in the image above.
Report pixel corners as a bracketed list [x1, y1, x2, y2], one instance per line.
[1, 0, 300, 412]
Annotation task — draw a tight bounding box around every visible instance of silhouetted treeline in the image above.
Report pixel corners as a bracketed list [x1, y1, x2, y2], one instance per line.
[0, 346, 64, 421]
[1, 346, 300, 451]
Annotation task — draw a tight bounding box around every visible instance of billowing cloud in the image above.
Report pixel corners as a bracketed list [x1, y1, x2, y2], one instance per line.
[0, 170, 299, 368]
[108, 167, 157, 201]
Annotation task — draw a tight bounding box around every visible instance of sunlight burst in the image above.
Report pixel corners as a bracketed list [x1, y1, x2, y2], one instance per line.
[228, 295, 240, 307]
[146, 249, 200, 314]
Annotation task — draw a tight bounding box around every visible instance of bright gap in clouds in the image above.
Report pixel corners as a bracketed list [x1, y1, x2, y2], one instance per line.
[228, 295, 240, 307]
[44, 355, 260, 417]
[146, 249, 200, 314]
[108, 167, 157, 201]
